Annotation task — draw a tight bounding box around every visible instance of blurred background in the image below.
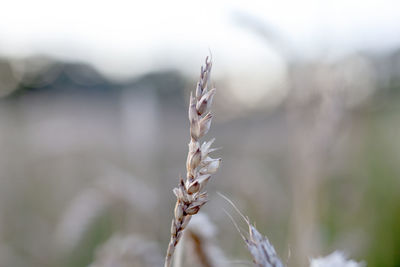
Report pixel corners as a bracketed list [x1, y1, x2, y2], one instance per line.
[0, 0, 399, 266]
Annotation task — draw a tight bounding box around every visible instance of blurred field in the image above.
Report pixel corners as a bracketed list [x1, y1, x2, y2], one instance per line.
[0, 48, 400, 267]
[0, 47, 399, 267]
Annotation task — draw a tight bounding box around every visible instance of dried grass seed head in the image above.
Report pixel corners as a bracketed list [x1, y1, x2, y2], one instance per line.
[165, 56, 220, 267]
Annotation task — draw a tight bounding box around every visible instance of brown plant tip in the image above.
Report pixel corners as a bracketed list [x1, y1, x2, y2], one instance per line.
[164, 56, 220, 267]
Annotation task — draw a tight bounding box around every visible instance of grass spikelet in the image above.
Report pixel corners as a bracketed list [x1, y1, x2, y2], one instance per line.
[218, 192, 284, 267]
[246, 224, 284, 267]
[164, 57, 220, 267]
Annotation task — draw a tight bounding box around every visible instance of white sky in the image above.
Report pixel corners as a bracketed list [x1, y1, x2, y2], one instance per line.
[0, 0, 399, 80]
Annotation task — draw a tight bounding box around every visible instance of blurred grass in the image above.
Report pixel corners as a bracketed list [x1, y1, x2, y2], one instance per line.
[319, 95, 400, 266]
[0, 54, 399, 266]
[363, 103, 400, 267]
[67, 212, 113, 267]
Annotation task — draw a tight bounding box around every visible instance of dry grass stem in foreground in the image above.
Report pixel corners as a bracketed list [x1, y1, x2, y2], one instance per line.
[164, 57, 220, 267]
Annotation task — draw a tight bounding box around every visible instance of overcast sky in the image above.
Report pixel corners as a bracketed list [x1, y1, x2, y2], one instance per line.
[0, 0, 399, 79]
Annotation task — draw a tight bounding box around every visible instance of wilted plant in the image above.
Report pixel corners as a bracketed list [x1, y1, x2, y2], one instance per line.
[164, 57, 220, 267]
